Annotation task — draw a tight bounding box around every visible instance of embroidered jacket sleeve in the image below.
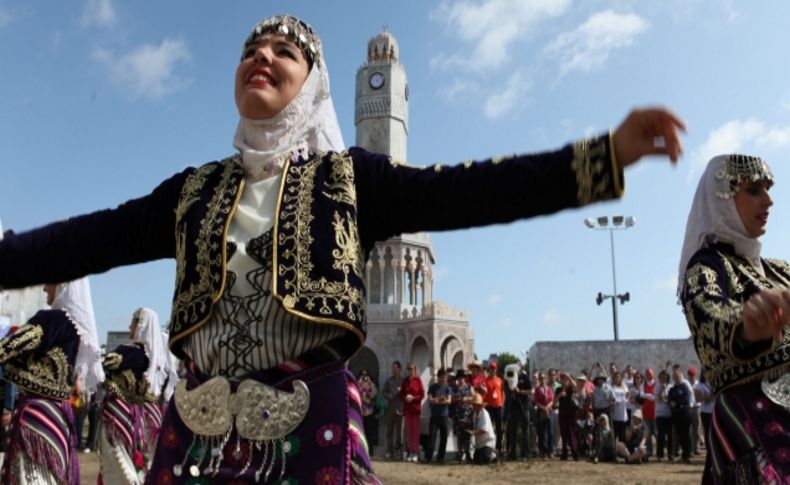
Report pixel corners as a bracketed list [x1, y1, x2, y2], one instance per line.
[0, 169, 192, 290]
[681, 248, 790, 392]
[0, 323, 43, 363]
[103, 344, 151, 403]
[351, 133, 623, 247]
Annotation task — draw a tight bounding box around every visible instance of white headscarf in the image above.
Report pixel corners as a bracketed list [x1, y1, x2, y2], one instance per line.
[678, 154, 774, 295]
[132, 308, 169, 397]
[50, 278, 105, 393]
[233, 15, 344, 182]
[159, 330, 180, 402]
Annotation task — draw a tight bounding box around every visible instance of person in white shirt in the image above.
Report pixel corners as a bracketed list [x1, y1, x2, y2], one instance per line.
[693, 371, 715, 452]
[467, 393, 496, 464]
[687, 367, 702, 455]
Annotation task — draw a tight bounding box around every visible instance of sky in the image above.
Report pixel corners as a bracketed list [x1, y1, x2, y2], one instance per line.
[2, 0, 790, 360]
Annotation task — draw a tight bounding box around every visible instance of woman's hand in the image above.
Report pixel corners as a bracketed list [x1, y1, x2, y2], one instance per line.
[742, 288, 790, 342]
[613, 107, 686, 168]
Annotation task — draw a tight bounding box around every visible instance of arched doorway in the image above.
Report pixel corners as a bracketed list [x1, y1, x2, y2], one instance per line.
[348, 346, 381, 386]
[439, 335, 464, 373]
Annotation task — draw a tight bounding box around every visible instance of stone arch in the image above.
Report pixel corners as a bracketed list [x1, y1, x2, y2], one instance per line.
[439, 334, 464, 373]
[409, 335, 431, 381]
[348, 346, 381, 386]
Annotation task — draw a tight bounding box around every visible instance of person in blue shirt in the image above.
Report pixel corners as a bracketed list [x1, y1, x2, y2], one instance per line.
[425, 368, 452, 463]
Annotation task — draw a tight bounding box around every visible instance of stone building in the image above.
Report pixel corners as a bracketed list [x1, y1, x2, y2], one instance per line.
[528, 338, 700, 376]
[347, 29, 476, 400]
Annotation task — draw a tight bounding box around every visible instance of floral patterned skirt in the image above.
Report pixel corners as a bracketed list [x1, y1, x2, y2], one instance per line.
[146, 360, 381, 485]
[705, 380, 790, 484]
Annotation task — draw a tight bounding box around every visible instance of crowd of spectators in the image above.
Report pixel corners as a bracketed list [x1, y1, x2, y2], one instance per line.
[356, 358, 713, 467]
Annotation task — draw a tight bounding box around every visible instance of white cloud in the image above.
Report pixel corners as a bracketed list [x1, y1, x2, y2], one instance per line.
[483, 70, 532, 119]
[81, 0, 116, 28]
[502, 317, 513, 328]
[432, 266, 449, 284]
[93, 38, 191, 100]
[0, 5, 12, 27]
[653, 275, 678, 292]
[438, 78, 480, 104]
[431, 0, 570, 71]
[545, 10, 649, 76]
[487, 293, 504, 305]
[543, 309, 561, 325]
[690, 119, 790, 180]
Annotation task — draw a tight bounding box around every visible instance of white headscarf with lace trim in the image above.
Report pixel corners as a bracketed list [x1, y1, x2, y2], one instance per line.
[233, 15, 344, 182]
[50, 277, 105, 392]
[678, 154, 774, 295]
[132, 307, 169, 397]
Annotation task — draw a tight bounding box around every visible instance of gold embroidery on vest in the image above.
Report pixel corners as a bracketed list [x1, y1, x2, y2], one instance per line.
[277, 154, 365, 323]
[172, 160, 244, 330]
[322, 152, 357, 206]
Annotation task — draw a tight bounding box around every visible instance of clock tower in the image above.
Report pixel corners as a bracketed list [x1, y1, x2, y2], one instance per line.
[354, 28, 408, 162]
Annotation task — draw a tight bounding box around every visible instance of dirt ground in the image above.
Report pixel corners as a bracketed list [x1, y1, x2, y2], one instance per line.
[78, 452, 704, 484]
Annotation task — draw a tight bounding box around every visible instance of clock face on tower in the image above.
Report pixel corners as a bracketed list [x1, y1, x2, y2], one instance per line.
[369, 72, 385, 90]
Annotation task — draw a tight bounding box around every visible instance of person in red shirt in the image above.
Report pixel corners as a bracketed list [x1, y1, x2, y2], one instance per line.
[400, 362, 425, 462]
[533, 372, 555, 458]
[640, 368, 657, 458]
[467, 360, 487, 397]
[484, 362, 505, 453]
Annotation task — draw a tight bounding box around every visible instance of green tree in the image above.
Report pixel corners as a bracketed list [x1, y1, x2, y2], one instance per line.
[494, 352, 521, 377]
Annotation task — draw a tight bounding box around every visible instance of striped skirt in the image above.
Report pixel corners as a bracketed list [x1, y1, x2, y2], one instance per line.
[98, 396, 163, 484]
[0, 395, 78, 485]
[146, 360, 381, 484]
[706, 381, 790, 484]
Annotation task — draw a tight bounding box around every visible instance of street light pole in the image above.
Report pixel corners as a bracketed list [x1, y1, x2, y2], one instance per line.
[585, 216, 634, 341]
[608, 228, 619, 341]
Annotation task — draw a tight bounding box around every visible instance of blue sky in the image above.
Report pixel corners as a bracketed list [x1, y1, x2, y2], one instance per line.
[2, 1, 790, 359]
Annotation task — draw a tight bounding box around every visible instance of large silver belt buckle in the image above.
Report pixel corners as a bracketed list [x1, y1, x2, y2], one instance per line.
[174, 376, 310, 440]
[761, 372, 790, 411]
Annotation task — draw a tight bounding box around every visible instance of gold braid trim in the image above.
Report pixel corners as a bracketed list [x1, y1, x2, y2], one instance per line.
[570, 134, 620, 205]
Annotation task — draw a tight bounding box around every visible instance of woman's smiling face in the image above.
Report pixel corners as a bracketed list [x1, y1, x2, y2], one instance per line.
[734, 179, 773, 238]
[235, 34, 310, 120]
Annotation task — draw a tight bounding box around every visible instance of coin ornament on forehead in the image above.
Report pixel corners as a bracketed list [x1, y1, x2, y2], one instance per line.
[714, 154, 774, 199]
[242, 15, 322, 69]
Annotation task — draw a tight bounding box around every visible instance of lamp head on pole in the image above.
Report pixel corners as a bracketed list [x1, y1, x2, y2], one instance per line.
[625, 216, 636, 228]
[596, 216, 609, 227]
[584, 218, 595, 228]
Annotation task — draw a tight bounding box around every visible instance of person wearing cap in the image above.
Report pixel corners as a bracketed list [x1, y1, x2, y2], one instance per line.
[639, 368, 657, 458]
[467, 360, 486, 397]
[616, 409, 648, 463]
[483, 362, 504, 454]
[591, 366, 615, 419]
[686, 366, 701, 455]
[466, 394, 496, 464]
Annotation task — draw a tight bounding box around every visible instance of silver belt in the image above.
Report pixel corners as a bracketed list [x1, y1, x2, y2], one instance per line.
[174, 376, 310, 440]
[172, 376, 310, 481]
[761, 372, 790, 411]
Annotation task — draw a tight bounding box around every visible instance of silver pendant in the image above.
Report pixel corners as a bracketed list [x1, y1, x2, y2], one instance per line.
[761, 372, 790, 411]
